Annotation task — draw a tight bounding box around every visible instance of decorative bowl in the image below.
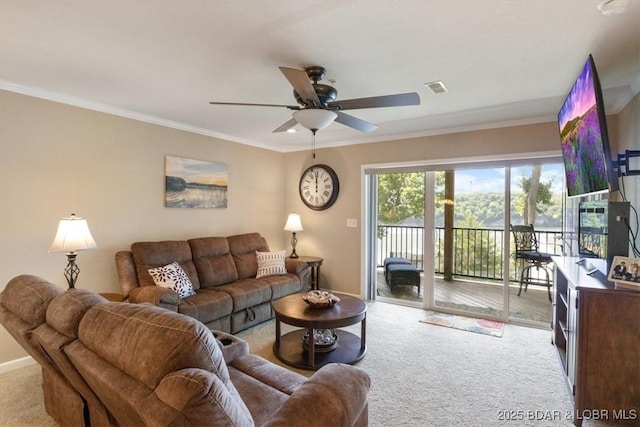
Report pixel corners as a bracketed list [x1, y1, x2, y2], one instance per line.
[302, 290, 340, 309]
[301, 328, 339, 353]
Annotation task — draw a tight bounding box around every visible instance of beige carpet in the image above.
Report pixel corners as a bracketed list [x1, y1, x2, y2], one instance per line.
[0, 363, 56, 426]
[0, 301, 613, 426]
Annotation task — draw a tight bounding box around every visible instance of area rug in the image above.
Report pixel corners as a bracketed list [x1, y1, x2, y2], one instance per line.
[420, 311, 505, 337]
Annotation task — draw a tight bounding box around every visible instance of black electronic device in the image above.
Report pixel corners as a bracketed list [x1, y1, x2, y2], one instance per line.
[578, 200, 629, 275]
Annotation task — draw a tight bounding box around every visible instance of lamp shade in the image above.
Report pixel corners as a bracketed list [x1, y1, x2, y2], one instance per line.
[49, 214, 97, 253]
[293, 109, 337, 131]
[283, 213, 304, 232]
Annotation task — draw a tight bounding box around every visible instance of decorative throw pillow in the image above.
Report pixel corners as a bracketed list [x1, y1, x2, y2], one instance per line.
[256, 250, 287, 278]
[147, 262, 196, 299]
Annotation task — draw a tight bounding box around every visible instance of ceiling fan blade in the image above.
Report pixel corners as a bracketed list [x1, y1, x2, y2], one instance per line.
[327, 92, 420, 110]
[209, 101, 300, 109]
[335, 111, 378, 132]
[279, 67, 321, 107]
[272, 118, 298, 133]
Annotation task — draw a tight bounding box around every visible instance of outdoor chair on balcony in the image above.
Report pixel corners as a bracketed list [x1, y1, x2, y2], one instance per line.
[510, 224, 554, 302]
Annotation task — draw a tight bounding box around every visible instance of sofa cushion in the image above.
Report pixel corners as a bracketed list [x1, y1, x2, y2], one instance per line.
[46, 289, 108, 338]
[0, 274, 62, 326]
[215, 279, 272, 312]
[148, 262, 196, 299]
[177, 289, 233, 325]
[189, 237, 239, 287]
[229, 353, 308, 424]
[259, 274, 303, 300]
[131, 241, 200, 289]
[255, 250, 287, 278]
[77, 303, 232, 389]
[230, 353, 306, 395]
[227, 233, 269, 279]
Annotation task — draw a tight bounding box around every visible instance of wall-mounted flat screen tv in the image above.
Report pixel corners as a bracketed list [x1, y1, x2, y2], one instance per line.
[557, 55, 619, 198]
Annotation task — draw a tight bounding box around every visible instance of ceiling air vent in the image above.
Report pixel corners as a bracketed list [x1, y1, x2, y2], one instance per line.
[425, 80, 448, 94]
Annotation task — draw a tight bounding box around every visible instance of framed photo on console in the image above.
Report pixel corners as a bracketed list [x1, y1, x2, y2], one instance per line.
[607, 256, 640, 291]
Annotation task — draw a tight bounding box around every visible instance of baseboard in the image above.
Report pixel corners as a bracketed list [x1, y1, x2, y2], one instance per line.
[0, 356, 36, 374]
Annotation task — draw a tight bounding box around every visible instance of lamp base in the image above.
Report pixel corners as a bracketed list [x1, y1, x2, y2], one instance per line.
[289, 232, 299, 258]
[64, 253, 80, 289]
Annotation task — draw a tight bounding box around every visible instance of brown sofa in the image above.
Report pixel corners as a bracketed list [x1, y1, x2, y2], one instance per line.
[0, 275, 371, 426]
[115, 232, 309, 333]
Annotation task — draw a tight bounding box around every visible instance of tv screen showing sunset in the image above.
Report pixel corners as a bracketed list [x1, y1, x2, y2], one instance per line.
[558, 57, 609, 197]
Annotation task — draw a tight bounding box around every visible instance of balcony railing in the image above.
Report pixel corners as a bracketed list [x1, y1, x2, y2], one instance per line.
[377, 225, 563, 282]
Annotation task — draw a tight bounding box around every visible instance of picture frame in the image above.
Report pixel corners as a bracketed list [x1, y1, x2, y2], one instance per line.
[165, 156, 228, 208]
[607, 255, 640, 291]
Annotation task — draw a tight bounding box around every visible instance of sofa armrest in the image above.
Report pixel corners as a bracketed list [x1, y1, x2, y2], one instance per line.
[129, 286, 179, 311]
[262, 363, 370, 427]
[211, 330, 249, 363]
[115, 251, 139, 299]
[285, 258, 305, 275]
[285, 258, 309, 290]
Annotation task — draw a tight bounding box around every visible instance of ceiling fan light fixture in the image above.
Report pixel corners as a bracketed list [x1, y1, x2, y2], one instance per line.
[293, 109, 337, 131]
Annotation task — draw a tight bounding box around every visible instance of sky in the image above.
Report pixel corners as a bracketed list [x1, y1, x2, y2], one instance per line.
[453, 163, 565, 195]
[165, 155, 228, 185]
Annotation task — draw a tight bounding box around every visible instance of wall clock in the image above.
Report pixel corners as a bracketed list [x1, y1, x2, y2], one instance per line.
[299, 164, 340, 211]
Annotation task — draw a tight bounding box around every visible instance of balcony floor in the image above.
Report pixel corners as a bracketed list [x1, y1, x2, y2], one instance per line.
[376, 268, 552, 324]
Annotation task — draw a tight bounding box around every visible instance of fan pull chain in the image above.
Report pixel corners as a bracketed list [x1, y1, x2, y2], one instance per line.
[311, 129, 317, 163]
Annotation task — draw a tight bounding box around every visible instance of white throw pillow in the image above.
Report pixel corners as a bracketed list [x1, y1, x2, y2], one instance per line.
[148, 262, 196, 299]
[256, 250, 287, 278]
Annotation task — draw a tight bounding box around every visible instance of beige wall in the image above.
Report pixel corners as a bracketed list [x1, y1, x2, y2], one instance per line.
[2, 89, 638, 366]
[0, 90, 288, 365]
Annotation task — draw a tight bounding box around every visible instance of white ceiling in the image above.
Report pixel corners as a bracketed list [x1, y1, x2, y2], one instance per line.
[1, 1, 639, 152]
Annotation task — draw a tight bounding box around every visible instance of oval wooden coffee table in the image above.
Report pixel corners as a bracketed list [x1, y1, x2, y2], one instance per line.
[272, 292, 367, 370]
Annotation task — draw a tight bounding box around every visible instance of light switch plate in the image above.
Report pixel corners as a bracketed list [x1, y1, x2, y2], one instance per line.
[347, 218, 358, 228]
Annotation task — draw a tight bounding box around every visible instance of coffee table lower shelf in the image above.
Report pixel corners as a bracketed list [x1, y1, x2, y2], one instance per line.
[274, 329, 366, 370]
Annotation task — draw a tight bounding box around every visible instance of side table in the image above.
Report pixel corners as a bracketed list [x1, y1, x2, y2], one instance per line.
[272, 292, 367, 370]
[296, 256, 323, 290]
[99, 293, 123, 302]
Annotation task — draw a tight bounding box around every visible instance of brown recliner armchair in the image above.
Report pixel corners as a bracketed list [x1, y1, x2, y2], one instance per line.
[0, 275, 88, 426]
[61, 300, 371, 426]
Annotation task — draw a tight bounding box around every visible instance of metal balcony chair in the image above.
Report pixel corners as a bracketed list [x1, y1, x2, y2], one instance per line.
[510, 224, 554, 302]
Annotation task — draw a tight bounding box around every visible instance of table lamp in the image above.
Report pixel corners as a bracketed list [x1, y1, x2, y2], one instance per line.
[49, 213, 97, 289]
[283, 212, 303, 258]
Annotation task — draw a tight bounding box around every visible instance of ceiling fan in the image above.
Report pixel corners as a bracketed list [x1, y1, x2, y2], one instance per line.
[209, 65, 420, 133]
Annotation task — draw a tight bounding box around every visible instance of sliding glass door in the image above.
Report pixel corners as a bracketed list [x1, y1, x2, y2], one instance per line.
[365, 156, 564, 325]
[507, 164, 565, 323]
[374, 171, 426, 304]
[432, 167, 507, 319]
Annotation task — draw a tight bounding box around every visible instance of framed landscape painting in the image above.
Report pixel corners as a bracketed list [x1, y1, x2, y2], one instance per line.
[165, 156, 228, 208]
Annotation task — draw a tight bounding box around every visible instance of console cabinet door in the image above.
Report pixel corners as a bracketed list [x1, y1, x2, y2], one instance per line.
[575, 289, 640, 422]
